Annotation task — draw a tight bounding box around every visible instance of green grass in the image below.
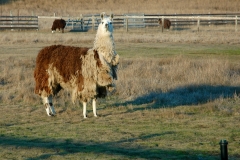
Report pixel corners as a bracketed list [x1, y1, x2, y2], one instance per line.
[117, 43, 240, 58]
[0, 99, 240, 159]
[0, 33, 240, 159]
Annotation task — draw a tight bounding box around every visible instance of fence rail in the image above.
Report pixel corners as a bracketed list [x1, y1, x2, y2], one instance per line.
[1, 13, 239, 32]
[38, 13, 239, 32]
[0, 16, 38, 30]
[125, 15, 239, 32]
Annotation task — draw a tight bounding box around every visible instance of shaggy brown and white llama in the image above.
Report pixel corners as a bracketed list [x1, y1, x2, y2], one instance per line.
[34, 13, 119, 118]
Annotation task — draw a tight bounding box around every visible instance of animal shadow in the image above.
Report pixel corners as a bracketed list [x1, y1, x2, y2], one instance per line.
[116, 84, 240, 110]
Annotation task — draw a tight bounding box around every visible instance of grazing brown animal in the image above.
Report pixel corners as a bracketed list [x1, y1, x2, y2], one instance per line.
[51, 19, 66, 33]
[158, 18, 171, 29]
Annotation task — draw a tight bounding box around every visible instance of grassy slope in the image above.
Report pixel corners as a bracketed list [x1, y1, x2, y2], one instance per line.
[0, 38, 240, 159]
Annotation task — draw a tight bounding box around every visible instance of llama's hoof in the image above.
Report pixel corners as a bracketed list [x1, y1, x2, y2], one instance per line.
[48, 113, 55, 117]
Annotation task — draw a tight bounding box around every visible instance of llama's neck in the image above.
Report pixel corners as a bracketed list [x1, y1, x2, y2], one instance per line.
[93, 33, 116, 64]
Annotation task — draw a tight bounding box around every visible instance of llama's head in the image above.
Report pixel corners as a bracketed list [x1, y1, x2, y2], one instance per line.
[97, 12, 114, 36]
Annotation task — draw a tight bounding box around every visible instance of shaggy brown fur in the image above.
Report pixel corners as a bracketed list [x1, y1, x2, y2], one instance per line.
[51, 19, 66, 33]
[34, 45, 107, 100]
[158, 18, 171, 29]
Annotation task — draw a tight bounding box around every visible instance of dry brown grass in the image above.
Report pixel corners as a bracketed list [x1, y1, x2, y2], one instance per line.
[118, 55, 240, 101]
[1, 0, 240, 16]
[0, 40, 240, 108]
[0, 41, 240, 159]
[0, 27, 240, 45]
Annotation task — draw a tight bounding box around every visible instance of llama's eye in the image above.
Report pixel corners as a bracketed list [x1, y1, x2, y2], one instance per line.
[102, 22, 104, 24]
[109, 22, 112, 25]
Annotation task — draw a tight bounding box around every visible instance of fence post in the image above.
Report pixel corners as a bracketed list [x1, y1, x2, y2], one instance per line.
[208, 12, 211, 26]
[92, 15, 95, 31]
[72, 18, 74, 29]
[174, 13, 177, 33]
[79, 14, 83, 30]
[235, 16, 238, 32]
[126, 17, 128, 32]
[161, 16, 164, 33]
[10, 10, 13, 29]
[219, 139, 228, 160]
[197, 16, 200, 32]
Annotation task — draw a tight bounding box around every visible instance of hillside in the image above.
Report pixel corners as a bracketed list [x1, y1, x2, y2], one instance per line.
[1, 0, 240, 16]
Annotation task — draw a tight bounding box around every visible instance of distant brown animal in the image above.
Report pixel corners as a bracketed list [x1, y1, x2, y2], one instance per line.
[158, 18, 171, 29]
[51, 19, 66, 33]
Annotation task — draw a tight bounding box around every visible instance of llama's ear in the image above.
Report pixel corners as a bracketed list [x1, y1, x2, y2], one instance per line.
[100, 12, 106, 20]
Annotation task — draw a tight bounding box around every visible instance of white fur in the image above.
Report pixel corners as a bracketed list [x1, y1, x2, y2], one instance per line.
[42, 96, 56, 116]
[82, 99, 97, 118]
[81, 13, 119, 118]
[83, 102, 87, 118]
[93, 12, 119, 65]
[92, 98, 97, 117]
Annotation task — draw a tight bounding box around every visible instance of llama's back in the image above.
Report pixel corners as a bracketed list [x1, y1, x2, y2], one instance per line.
[35, 45, 89, 80]
[34, 45, 90, 95]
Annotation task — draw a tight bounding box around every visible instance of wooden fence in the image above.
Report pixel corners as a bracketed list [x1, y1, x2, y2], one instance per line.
[1, 13, 239, 32]
[39, 13, 239, 32]
[125, 15, 239, 32]
[0, 16, 38, 30]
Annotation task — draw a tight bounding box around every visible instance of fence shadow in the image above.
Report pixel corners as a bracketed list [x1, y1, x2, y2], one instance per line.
[68, 29, 89, 32]
[172, 27, 192, 31]
[0, 133, 223, 159]
[1, 0, 10, 4]
[115, 85, 240, 111]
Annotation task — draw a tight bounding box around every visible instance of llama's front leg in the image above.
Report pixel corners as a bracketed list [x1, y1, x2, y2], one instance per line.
[83, 102, 87, 118]
[92, 98, 97, 117]
[42, 96, 56, 116]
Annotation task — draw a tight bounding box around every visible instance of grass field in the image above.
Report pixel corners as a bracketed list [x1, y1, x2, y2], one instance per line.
[1, 1, 240, 159]
[0, 28, 240, 159]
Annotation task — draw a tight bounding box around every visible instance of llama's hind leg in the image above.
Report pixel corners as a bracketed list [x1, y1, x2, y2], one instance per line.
[83, 101, 87, 118]
[82, 99, 97, 118]
[42, 95, 56, 116]
[92, 98, 97, 117]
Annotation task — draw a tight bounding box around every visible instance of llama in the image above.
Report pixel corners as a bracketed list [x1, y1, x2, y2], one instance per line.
[34, 13, 119, 118]
[51, 19, 66, 33]
[158, 18, 171, 29]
